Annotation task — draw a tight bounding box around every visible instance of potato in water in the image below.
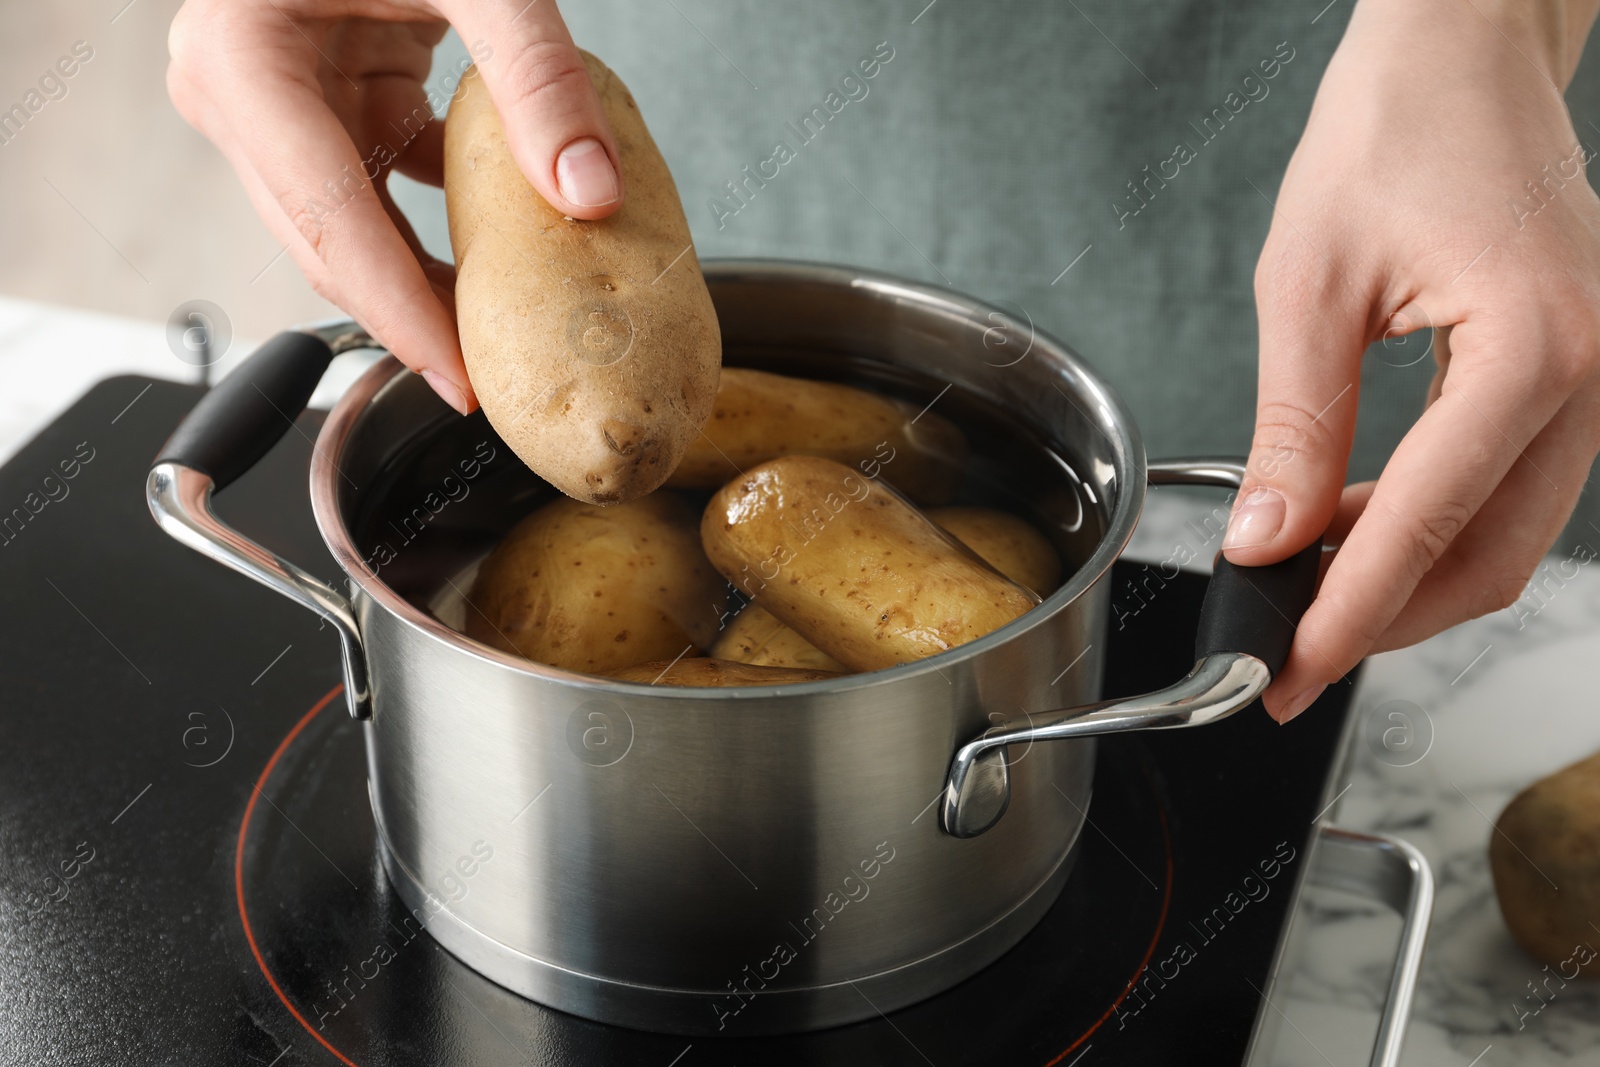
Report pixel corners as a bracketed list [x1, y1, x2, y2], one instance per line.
[710, 506, 1059, 670]
[610, 658, 839, 687]
[665, 368, 969, 504]
[709, 606, 847, 672]
[925, 506, 1062, 597]
[446, 55, 720, 505]
[466, 494, 720, 673]
[701, 455, 1039, 671]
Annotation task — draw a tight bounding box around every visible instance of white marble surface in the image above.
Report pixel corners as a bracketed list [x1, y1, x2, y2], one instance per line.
[5, 297, 1597, 1065]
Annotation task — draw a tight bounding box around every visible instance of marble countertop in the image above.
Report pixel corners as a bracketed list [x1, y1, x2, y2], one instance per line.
[5, 297, 1596, 1066]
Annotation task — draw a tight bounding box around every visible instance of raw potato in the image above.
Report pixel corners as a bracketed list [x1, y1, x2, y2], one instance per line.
[701, 455, 1040, 671]
[710, 507, 1058, 670]
[466, 494, 721, 673]
[446, 56, 720, 504]
[926, 506, 1061, 596]
[610, 658, 839, 687]
[665, 368, 969, 504]
[1490, 750, 1600, 977]
[710, 607, 847, 672]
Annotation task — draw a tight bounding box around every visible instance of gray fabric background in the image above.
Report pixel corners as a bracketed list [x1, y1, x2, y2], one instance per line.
[396, 1, 1600, 550]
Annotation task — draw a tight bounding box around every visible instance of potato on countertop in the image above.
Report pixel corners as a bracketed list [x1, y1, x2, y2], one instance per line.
[701, 455, 1039, 671]
[665, 368, 969, 504]
[609, 657, 840, 687]
[466, 493, 721, 674]
[926, 506, 1062, 597]
[1491, 749, 1600, 977]
[446, 55, 720, 505]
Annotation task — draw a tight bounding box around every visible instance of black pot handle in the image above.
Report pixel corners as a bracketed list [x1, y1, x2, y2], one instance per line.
[146, 323, 376, 721]
[154, 330, 335, 492]
[1196, 543, 1322, 675]
[941, 457, 1325, 837]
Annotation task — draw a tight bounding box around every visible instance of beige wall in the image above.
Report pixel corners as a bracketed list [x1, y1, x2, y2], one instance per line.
[0, 0, 335, 341]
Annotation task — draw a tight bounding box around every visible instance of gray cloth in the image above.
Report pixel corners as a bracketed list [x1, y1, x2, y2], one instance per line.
[397, 2, 1600, 549]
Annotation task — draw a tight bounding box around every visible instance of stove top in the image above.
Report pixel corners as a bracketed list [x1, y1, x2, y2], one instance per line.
[0, 377, 1354, 1066]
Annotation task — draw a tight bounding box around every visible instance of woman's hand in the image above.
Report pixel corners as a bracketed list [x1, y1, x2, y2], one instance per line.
[166, 0, 625, 413]
[1230, 0, 1600, 721]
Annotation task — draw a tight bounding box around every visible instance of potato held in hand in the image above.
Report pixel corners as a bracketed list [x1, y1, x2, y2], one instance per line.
[467, 494, 720, 674]
[1490, 750, 1600, 977]
[702, 456, 1039, 671]
[610, 658, 839, 687]
[446, 56, 720, 504]
[666, 369, 969, 504]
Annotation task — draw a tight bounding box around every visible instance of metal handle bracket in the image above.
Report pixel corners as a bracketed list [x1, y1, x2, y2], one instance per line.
[148, 463, 371, 719]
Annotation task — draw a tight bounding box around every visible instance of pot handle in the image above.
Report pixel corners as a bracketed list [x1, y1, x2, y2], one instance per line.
[146, 322, 378, 719]
[940, 457, 1322, 838]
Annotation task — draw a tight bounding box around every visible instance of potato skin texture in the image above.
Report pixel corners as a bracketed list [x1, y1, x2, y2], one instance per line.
[709, 509, 1058, 670]
[710, 606, 847, 672]
[665, 369, 969, 504]
[1490, 750, 1600, 977]
[701, 455, 1039, 671]
[445, 56, 720, 504]
[466, 494, 721, 673]
[926, 506, 1062, 597]
[609, 657, 839, 687]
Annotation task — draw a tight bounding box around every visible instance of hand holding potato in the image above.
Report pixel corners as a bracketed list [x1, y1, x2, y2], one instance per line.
[167, 0, 630, 416]
[447, 55, 720, 504]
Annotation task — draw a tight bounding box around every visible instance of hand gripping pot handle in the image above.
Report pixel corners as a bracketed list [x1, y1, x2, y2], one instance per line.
[146, 322, 377, 719]
[940, 458, 1323, 838]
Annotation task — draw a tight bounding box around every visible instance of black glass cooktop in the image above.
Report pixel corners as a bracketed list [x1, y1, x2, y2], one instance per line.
[0, 377, 1353, 1066]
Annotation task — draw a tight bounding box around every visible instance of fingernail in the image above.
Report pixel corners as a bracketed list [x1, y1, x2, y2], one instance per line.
[422, 369, 470, 415]
[1223, 486, 1285, 549]
[1277, 684, 1326, 724]
[556, 138, 619, 208]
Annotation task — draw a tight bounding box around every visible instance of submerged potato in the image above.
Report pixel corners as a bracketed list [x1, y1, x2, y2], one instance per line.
[709, 606, 847, 672]
[926, 506, 1062, 596]
[466, 494, 720, 673]
[701, 455, 1039, 671]
[609, 657, 839, 687]
[665, 368, 969, 504]
[710, 507, 1059, 670]
[446, 56, 720, 504]
[1491, 750, 1600, 976]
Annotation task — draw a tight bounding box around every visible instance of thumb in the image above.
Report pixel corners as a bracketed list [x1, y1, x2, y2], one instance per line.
[1225, 266, 1373, 564]
[443, 1, 623, 219]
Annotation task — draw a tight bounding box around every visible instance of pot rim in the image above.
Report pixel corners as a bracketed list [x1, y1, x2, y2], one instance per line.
[308, 258, 1147, 698]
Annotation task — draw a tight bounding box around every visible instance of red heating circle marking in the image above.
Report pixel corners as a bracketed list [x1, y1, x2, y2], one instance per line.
[235, 683, 361, 1067]
[1041, 800, 1175, 1067]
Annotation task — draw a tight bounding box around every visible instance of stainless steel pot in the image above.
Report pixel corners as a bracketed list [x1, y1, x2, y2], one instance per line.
[147, 261, 1322, 1036]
